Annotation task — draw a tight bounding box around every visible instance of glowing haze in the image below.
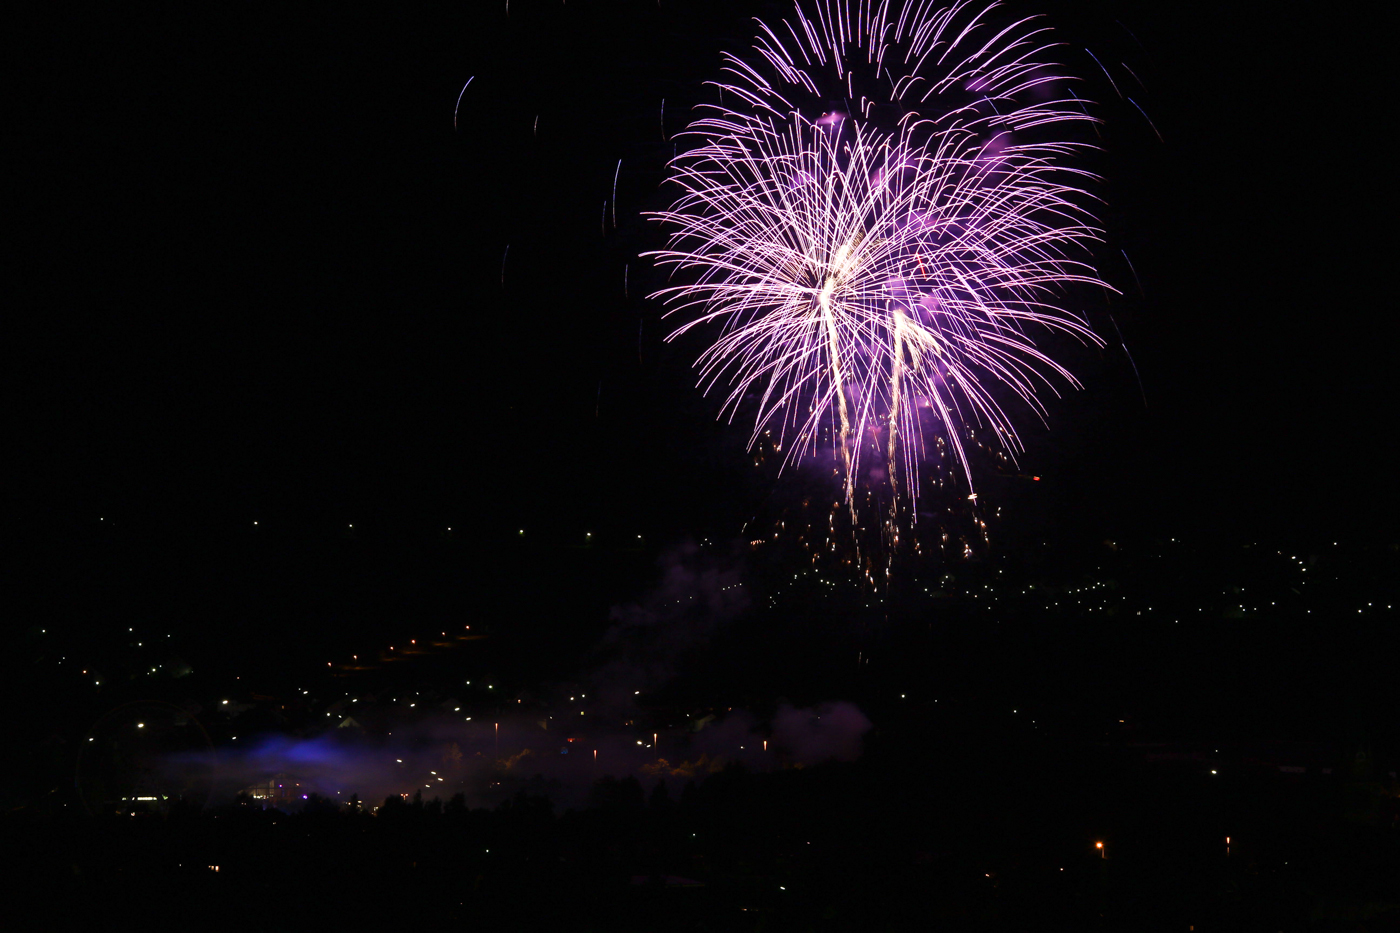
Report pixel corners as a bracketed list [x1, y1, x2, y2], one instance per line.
[648, 0, 1111, 534]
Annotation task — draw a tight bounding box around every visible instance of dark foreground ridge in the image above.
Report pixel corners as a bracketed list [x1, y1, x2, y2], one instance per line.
[5, 709, 1398, 932]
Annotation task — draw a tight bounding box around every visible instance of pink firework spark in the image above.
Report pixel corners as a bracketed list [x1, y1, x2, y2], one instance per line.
[646, 0, 1111, 524]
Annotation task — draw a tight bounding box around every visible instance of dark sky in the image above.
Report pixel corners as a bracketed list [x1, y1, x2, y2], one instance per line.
[11, 0, 1393, 551]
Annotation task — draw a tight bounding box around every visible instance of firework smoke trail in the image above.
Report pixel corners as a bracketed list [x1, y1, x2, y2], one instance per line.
[647, 0, 1112, 533]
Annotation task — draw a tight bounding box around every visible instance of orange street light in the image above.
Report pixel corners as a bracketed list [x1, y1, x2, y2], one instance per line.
[1095, 842, 1105, 858]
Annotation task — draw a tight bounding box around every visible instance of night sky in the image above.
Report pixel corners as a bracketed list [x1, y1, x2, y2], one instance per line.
[4, 0, 1394, 741]
[13, 0, 1391, 547]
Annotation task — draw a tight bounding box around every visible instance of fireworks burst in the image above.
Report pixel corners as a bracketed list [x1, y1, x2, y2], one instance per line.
[648, 0, 1112, 538]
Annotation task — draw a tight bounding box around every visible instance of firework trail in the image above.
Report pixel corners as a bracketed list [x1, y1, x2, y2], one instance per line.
[647, 0, 1111, 532]
[453, 76, 474, 130]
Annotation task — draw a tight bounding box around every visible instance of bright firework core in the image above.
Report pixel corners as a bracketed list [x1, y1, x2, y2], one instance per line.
[648, 0, 1113, 540]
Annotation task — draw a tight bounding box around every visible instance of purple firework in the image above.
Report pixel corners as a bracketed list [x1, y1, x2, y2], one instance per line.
[647, 0, 1111, 527]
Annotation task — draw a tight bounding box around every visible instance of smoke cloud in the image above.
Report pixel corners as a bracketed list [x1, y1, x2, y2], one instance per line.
[162, 544, 871, 810]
